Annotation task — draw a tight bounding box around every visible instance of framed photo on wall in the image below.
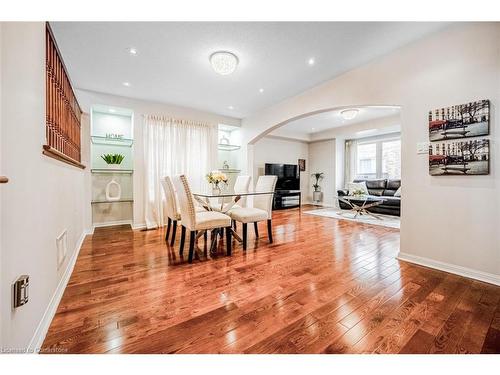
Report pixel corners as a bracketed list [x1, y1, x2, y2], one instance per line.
[428, 99, 489, 142]
[429, 138, 489, 176]
[298, 159, 306, 172]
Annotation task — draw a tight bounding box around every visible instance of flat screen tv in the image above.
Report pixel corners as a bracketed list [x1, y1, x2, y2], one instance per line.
[265, 163, 300, 191]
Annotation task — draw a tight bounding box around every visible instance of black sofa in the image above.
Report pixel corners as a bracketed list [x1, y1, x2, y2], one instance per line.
[337, 179, 401, 216]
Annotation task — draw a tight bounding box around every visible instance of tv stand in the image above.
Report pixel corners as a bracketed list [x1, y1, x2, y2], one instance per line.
[273, 190, 301, 210]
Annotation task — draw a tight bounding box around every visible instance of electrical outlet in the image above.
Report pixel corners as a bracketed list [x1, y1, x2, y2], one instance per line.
[56, 230, 68, 269]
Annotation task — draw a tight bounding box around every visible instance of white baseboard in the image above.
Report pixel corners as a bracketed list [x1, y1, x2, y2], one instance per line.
[93, 219, 132, 229]
[28, 229, 91, 353]
[398, 252, 500, 286]
[131, 222, 147, 230]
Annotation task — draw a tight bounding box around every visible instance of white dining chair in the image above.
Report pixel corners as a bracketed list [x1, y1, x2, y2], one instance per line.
[229, 175, 277, 251]
[172, 175, 233, 263]
[161, 176, 181, 246]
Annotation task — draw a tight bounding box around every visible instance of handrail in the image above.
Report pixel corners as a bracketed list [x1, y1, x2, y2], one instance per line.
[0, 176, 8, 183]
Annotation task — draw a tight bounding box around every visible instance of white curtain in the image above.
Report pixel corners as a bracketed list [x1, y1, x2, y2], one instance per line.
[344, 139, 356, 186]
[143, 115, 217, 229]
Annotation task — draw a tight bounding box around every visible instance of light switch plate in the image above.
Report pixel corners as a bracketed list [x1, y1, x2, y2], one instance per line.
[417, 142, 430, 154]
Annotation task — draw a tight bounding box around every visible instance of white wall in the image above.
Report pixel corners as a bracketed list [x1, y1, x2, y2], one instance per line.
[308, 140, 336, 206]
[0, 23, 90, 350]
[241, 23, 500, 281]
[253, 136, 310, 202]
[75, 89, 241, 228]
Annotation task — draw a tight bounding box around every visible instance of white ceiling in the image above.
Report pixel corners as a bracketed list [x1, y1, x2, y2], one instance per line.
[50, 22, 448, 119]
[270, 106, 400, 138]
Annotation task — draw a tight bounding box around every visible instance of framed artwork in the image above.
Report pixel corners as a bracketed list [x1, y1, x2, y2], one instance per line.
[298, 159, 306, 172]
[429, 138, 489, 176]
[429, 99, 489, 141]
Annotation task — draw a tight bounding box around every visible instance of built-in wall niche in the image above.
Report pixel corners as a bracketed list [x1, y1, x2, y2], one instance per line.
[90, 106, 134, 227]
[217, 124, 242, 190]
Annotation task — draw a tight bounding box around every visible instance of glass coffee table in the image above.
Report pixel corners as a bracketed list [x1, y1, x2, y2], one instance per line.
[336, 195, 386, 220]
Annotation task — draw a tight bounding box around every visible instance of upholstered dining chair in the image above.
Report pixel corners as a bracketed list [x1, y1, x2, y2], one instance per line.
[229, 175, 277, 251]
[161, 176, 181, 246]
[162, 175, 206, 247]
[172, 175, 233, 263]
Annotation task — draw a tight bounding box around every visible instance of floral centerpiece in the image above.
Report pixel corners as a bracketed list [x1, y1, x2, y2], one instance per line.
[351, 188, 366, 197]
[206, 171, 228, 195]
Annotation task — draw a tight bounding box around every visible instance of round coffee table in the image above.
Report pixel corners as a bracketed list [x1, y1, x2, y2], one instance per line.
[336, 195, 386, 220]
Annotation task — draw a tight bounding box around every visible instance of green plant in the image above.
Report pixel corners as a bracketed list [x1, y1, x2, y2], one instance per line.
[311, 172, 324, 192]
[101, 153, 125, 165]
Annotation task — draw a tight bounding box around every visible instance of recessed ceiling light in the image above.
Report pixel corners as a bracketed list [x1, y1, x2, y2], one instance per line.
[109, 108, 116, 113]
[122, 82, 131, 87]
[311, 127, 315, 131]
[210, 51, 239, 75]
[128, 47, 138, 56]
[259, 88, 264, 93]
[228, 106, 234, 110]
[340, 108, 359, 120]
[308, 58, 315, 66]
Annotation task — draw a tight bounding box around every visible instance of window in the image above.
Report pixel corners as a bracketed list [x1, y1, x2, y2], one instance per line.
[355, 137, 401, 179]
[357, 143, 377, 179]
[43, 23, 84, 168]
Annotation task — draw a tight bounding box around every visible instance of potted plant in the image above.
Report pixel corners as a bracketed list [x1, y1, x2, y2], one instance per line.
[311, 172, 324, 203]
[101, 153, 125, 169]
[206, 171, 228, 195]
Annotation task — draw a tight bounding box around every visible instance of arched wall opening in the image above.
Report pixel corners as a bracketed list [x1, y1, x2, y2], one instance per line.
[237, 23, 500, 282]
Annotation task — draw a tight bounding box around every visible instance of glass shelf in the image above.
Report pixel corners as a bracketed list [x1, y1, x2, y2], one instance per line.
[91, 135, 134, 147]
[91, 199, 134, 204]
[218, 168, 241, 173]
[91, 169, 134, 174]
[218, 144, 241, 151]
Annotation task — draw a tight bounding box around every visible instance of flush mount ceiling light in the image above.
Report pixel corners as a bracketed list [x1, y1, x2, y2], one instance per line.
[308, 57, 315, 66]
[340, 108, 359, 120]
[128, 47, 138, 56]
[209, 51, 239, 75]
[122, 82, 131, 87]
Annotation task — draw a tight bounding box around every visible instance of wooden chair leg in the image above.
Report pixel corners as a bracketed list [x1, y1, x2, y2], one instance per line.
[242, 223, 247, 251]
[254, 222, 259, 238]
[204, 230, 208, 244]
[226, 226, 232, 256]
[165, 218, 172, 242]
[233, 220, 237, 230]
[170, 220, 177, 246]
[179, 225, 186, 256]
[188, 231, 195, 263]
[267, 219, 273, 243]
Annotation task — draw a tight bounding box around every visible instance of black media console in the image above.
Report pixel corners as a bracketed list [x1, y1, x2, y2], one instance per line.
[272, 190, 301, 210]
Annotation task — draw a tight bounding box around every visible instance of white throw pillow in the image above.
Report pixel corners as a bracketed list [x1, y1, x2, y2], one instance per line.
[394, 186, 402, 197]
[347, 181, 369, 195]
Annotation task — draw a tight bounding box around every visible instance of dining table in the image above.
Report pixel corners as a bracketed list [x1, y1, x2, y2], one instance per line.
[191, 189, 275, 255]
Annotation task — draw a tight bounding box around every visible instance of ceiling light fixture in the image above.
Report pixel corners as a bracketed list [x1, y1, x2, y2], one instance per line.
[340, 108, 359, 120]
[308, 58, 315, 66]
[209, 51, 239, 75]
[122, 82, 131, 87]
[228, 105, 234, 110]
[259, 88, 264, 93]
[128, 47, 138, 56]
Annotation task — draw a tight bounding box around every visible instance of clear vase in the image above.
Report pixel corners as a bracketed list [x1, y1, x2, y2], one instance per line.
[212, 184, 221, 195]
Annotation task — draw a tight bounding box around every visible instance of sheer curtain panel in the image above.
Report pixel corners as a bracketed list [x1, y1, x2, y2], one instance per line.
[143, 115, 217, 228]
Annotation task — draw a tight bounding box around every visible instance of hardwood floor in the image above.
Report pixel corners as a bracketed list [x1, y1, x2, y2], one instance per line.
[41, 206, 500, 354]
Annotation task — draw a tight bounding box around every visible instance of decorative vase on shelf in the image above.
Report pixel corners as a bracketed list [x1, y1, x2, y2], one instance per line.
[105, 179, 122, 201]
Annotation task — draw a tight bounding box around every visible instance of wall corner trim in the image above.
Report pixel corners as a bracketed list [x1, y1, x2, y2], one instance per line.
[27, 228, 91, 353]
[397, 252, 500, 287]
